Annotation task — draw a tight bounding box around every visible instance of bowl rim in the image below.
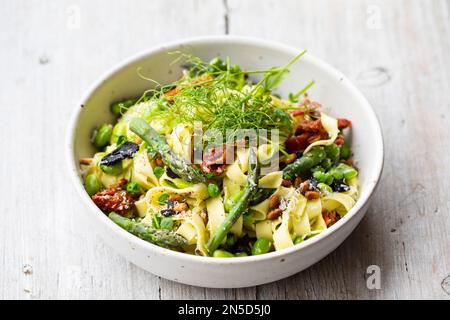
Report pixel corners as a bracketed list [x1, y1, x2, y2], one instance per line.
[66, 35, 384, 265]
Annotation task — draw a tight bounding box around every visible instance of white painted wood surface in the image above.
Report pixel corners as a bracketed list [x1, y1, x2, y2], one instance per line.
[0, 0, 449, 299]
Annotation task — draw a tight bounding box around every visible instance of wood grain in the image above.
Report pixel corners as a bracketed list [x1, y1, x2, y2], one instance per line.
[0, 0, 448, 299]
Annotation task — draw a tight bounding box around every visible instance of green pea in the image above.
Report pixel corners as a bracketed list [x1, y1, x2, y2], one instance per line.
[126, 182, 141, 196]
[92, 124, 113, 148]
[317, 183, 333, 194]
[235, 252, 248, 257]
[207, 183, 220, 198]
[325, 143, 340, 160]
[340, 143, 350, 160]
[110, 98, 136, 115]
[313, 171, 327, 183]
[321, 158, 333, 170]
[311, 165, 324, 173]
[294, 236, 304, 245]
[226, 234, 237, 248]
[85, 174, 102, 196]
[206, 172, 217, 179]
[329, 167, 344, 180]
[252, 238, 271, 255]
[325, 173, 334, 185]
[153, 166, 164, 178]
[158, 193, 169, 205]
[100, 162, 123, 176]
[213, 250, 234, 258]
[338, 164, 358, 180]
[110, 122, 127, 144]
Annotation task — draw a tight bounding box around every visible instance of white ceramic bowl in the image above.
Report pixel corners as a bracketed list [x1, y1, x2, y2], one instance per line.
[66, 36, 383, 288]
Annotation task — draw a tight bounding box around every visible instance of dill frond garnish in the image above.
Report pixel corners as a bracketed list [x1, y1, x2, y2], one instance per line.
[135, 51, 311, 145]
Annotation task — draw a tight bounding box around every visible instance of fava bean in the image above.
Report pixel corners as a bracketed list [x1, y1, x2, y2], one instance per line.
[110, 122, 127, 144]
[100, 162, 123, 176]
[294, 236, 304, 245]
[235, 252, 248, 257]
[85, 174, 102, 196]
[213, 250, 234, 258]
[92, 124, 113, 148]
[252, 238, 271, 255]
[111, 98, 137, 115]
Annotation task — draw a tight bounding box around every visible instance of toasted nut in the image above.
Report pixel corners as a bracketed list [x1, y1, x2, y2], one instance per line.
[267, 208, 283, 220]
[294, 176, 303, 188]
[79, 158, 92, 165]
[173, 202, 189, 213]
[285, 153, 297, 164]
[155, 157, 164, 167]
[169, 194, 183, 202]
[298, 180, 310, 195]
[305, 191, 320, 200]
[281, 179, 293, 187]
[268, 195, 280, 210]
[200, 209, 208, 225]
[342, 159, 353, 166]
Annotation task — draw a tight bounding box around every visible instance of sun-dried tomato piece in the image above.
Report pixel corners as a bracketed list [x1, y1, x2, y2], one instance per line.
[322, 208, 339, 227]
[337, 118, 352, 129]
[289, 109, 305, 117]
[200, 145, 227, 175]
[334, 135, 345, 145]
[285, 135, 303, 153]
[91, 179, 134, 216]
[296, 119, 324, 134]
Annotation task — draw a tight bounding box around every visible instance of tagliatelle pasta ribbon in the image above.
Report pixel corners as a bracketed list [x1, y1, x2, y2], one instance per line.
[303, 112, 339, 154]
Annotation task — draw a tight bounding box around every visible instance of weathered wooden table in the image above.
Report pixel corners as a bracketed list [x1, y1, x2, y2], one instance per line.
[1, 0, 449, 299]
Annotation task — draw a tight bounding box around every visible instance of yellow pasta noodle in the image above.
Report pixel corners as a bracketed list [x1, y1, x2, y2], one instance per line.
[303, 113, 339, 154]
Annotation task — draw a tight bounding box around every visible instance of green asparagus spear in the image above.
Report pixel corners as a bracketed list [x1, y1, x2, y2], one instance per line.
[129, 118, 206, 183]
[282, 146, 327, 180]
[207, 148, 260, 254]
[249, 188, 276, 206]
[109, 212, 187, 249]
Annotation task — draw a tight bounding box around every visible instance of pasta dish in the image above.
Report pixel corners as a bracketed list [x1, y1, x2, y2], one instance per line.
[80, 52, 358, 257]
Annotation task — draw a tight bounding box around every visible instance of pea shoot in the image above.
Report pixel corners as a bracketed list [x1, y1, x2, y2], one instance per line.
[160, 217, 173, 231]
[158, 193, 169, 205]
